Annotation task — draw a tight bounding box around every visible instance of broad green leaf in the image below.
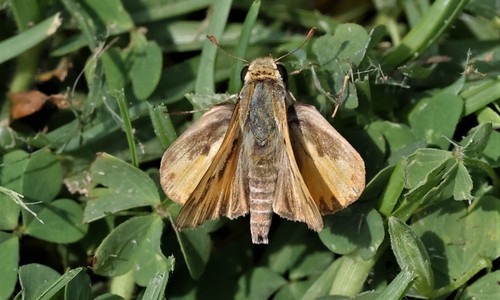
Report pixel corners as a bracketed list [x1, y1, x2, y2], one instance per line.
[176, 227, 212, 280]
[289, 251, 334, 280]
[84, 153, 160, 222]
[19, 263, 60, 300]
[459, 271, 500, 300]
[0, 150, 29, 229]
[168, 203, 212, 280]
[262, 222, 313, 274]
[94, 294, 125, 300]
[365, 121, 417, 163]
[452, 162, 473, 201]
[461, 123, 493, 158]
[131, 41, 163, 100]
[24, 199, 88, 243]
[388, 217, 434, 297]
[234, 267, 287, 300]
[37, 268, 84, 300]
[412, 196, 500, 294]
[93, 215, 164, 279]
[313, 24, 369, 109]
[65, 270, 92, 300]
[101, 47, 128, 91]
[483, 130, 499, 166]
[134, 232, 171, 286]
[141, 256, 175, 300]
[313, 24, 369, 71]
[0, 232, 19, 300]
[23, 149, 63, 203]
[274, 280, 314, 300]
[408, 93, 463, 149]
[404, 148, 452, 190]
[319, 205, 384, 260]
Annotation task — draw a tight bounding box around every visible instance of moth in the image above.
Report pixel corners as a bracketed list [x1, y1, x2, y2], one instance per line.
[160, 29, 365, 244]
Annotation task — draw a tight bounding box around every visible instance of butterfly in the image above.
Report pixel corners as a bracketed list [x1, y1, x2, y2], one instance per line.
[160, 29, 365, 244]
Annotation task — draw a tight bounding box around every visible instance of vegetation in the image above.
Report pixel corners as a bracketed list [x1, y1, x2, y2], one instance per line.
[0, 0, 498, 299]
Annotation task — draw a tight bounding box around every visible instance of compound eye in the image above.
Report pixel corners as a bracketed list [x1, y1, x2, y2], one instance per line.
[240, 65, 249, 82]
[276, 63, 288, 83]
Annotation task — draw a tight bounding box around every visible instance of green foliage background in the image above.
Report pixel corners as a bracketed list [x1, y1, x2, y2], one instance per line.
[0, 0, 499, 299]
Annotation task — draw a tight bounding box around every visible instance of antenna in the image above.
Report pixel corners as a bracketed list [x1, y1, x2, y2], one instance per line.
[275, 27, 316, 62]
[207, 35, 249, 64]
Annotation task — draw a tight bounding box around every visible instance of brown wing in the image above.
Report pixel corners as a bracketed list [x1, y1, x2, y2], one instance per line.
[160, 104, 235, 204]
[161, 102, 249, 228]
[288, 103, 365, 214]
[272, 97, 324, 232]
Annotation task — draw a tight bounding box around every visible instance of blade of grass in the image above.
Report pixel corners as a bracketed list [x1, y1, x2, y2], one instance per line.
[0, 6, 58, 64]
[114, 89, 139, 167]
[382, 0, 470, 68]
[131, 0, 212, 24]
[195, 0, 233, 95]
[228, 0, 261, 93]
[462, 78, 500, 115]
[147, 103, 177, 150]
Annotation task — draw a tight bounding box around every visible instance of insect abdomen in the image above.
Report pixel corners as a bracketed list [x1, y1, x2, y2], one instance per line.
[248, 158, 277, 244]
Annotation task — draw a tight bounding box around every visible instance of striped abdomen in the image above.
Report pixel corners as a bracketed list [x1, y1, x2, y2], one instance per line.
[248, 155, 278, 244]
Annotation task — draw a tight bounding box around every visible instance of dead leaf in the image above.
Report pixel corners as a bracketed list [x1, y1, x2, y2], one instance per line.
[9, 91, 69, 119]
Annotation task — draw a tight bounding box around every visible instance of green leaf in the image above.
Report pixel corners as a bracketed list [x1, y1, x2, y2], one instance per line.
[141, 256, 175, 300]
[23, 149, 63, 203]
[101, 47, 128, 91]
[388, 217, 434, 297]
[461, 123, 493, 158]
[84, 153, 160, 222]
[65, 270, 92, 300]
[22, 149, 63, 203]
[24, 199, 88, 243]
[19, 263, 60, 300]
[483, 130, 500, 166]
[175, 226, 212, 280]
[375, 267, 416, 300]
[382, 0, 470, 67]
[134, 236, 171, 287]
[131, 41, 163, 100]
[408, 93, 463, 149]
[0, 13, 61, 64]
[404, 148, 452, 190]
[37, 268, 84, 300]
[452, 162, 473, 201]
[234, 267, 287, 300]
[412, 196, 500, 296]
[365, 121, 417, 163]
[0, 232, 19, 300]
[313, 24, 369, 71]
[313, 24, 369, 109]
[148, 103, 177, 150]
[228, 0, 261, 93]
[319, 205, 384, 260]
[0, 150, 29, 229]
[93, 215, 164, 280]
[459, 271, 500, 300]
[477, 107, 500, 127]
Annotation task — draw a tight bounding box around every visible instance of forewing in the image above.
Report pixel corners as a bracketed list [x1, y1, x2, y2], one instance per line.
[174, 102, 249, 228]
[272, 97, 324, 231]
[289, 103, 365, 214]
[160, 104, 235, 205]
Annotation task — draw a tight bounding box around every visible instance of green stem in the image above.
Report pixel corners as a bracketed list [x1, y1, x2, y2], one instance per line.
[115, 90, 139, 167]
